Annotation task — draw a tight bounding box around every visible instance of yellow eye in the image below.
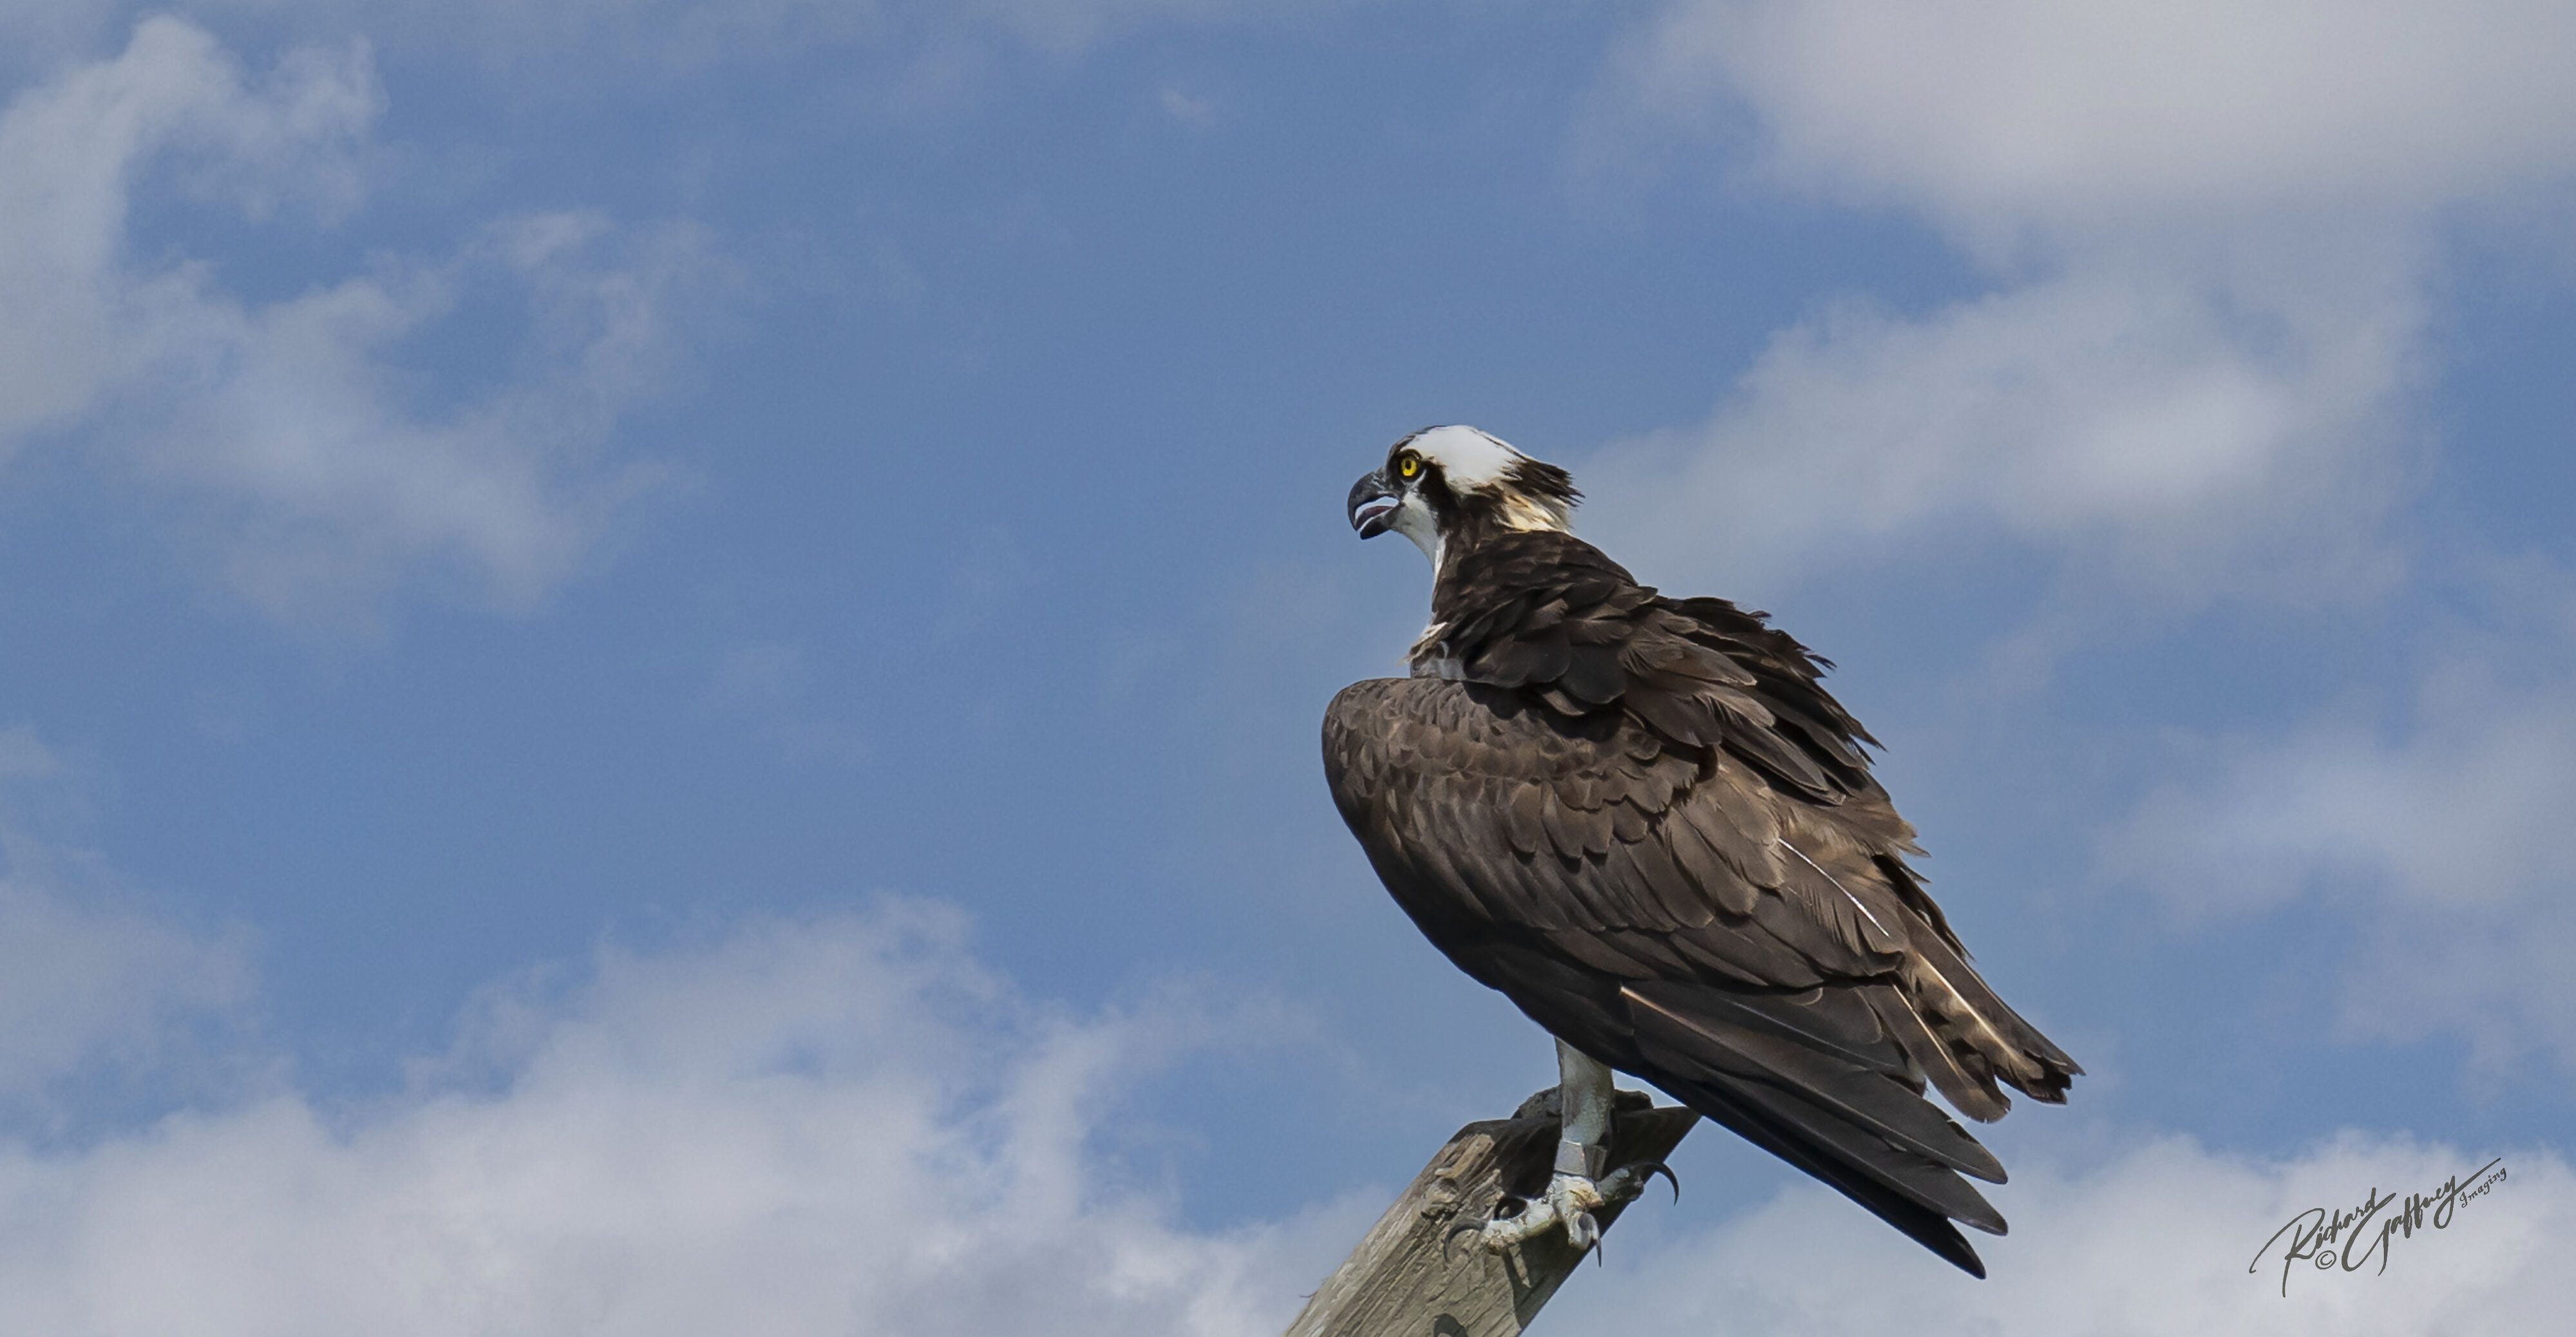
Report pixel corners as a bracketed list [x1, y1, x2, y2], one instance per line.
[1397, 454, 1421, 479]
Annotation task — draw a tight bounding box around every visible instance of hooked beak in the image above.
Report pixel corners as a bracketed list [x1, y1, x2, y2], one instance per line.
[1348, 470, 1399, 539]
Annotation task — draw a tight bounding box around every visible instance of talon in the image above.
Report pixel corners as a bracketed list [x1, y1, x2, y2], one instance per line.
[1441, 1160, 1672, 1262]
[1638, 1160, 1681, 1202]
[1594, 1158, 1678, 1207]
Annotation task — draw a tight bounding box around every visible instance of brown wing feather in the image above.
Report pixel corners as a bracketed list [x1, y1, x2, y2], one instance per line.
[1423, 532, 1879, 801]
[1324, 664, 2080, 1276]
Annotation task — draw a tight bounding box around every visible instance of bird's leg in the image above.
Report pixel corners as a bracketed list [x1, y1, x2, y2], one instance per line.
[1466, 1039, 1656, 1255]
[1546, 1038, 1617, 1249]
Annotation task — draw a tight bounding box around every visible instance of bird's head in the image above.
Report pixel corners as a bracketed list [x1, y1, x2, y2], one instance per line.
[1346, 425, 1580, 564]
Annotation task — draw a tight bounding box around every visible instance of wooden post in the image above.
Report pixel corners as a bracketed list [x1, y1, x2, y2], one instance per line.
[1284, 1088, 1698, 1337]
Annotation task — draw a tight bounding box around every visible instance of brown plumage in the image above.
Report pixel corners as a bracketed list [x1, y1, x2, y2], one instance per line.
[1326, 428, 2079, 1276]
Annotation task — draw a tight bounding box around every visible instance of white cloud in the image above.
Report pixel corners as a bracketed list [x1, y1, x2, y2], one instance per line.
[1624, 0, 2576, 243]
[0, 779, 2559, 1332]
[0, 17, 371, 448]
[2108, 628, 2576, 1076]
[1584, 1, 2576, 605]
[0, 900, 1361, 1335]
[0, 18, 715, 621]
[1582, 261, 2417, 600]
[0, 728, 253, 1113]
[1595, 1133, 2571, 1336]
[0, 877, 252, 1114]
[2110, 676, 2576, 922]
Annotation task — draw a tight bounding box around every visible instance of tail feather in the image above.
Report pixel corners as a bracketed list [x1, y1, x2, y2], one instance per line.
[1625, 987, 2011, 1256]
[1862, 983, 2010, 1121]
[1624, 983, 2004, 1182]
[1904, 931, 2081, 1106]
[1651, 1065, 1994, 1277]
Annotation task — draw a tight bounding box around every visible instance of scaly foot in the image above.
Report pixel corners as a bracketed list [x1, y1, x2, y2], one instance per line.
[1447, 1160, 1676, 1257]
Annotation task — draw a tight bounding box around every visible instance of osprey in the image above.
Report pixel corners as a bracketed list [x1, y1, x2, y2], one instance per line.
[1323, 425, 2079, 1276]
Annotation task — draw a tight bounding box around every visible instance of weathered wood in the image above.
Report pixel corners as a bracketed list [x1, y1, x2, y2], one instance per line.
[1285, 1088, 1697, 1337]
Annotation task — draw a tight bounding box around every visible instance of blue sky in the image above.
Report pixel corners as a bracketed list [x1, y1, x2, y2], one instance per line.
[2, 3, 2573, 1331]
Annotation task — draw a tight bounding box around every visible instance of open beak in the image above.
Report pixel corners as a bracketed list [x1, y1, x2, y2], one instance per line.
[1348, 470, 1399, 539]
